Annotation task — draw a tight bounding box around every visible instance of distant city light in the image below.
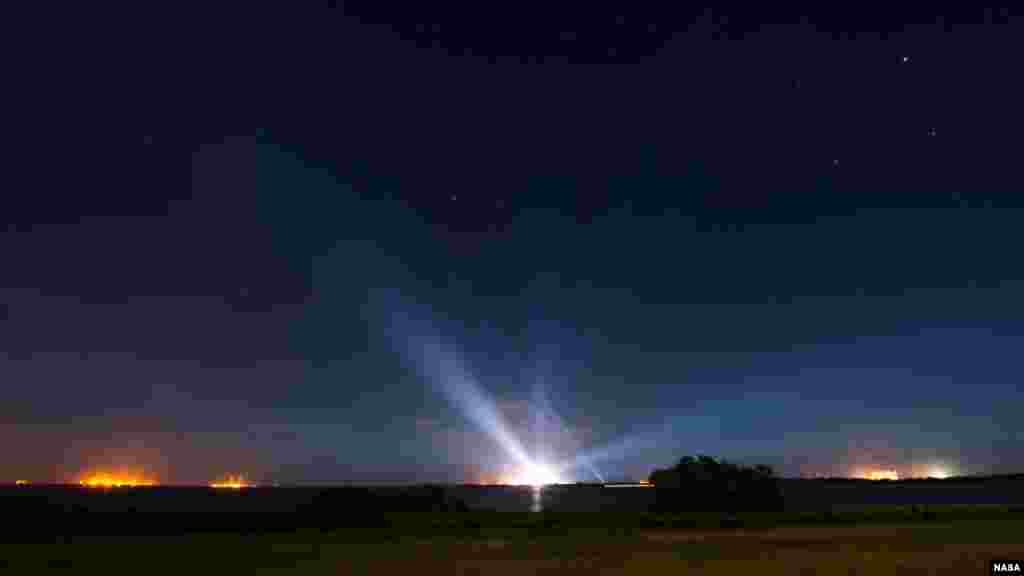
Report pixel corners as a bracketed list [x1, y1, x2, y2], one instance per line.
[78, 470, 157, 488]
[921, 463, 954, 479]
[604, 481, 653, 488]
[854, 468, 900, 481]
[14, 479, 29, 486]
[209, 474, 252, 489]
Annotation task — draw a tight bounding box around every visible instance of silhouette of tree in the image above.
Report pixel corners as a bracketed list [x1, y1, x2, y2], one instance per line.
[648, 454, 783, 512]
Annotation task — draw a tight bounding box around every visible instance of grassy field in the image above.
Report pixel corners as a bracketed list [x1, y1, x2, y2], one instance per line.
[3, 508, 1022, 574]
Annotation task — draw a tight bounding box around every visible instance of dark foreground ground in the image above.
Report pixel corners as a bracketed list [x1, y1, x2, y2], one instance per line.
[3, 482, 1024, 574]
[3, 510, 1023, 574]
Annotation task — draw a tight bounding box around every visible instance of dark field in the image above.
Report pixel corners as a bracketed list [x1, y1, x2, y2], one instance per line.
[5, 520, 1024, 574]
[3, 480, 1024, 574]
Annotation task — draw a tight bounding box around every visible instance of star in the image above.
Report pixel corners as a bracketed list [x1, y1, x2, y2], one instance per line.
[927, 128, 937, 137]
[901, 56, 910, 63]
[832, 159, 840, 167]
[451, 194, 457, 201]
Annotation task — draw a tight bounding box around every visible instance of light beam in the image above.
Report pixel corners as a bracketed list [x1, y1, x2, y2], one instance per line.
[388, 302, 533, 470]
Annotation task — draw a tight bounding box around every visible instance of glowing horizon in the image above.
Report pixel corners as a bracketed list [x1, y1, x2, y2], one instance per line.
[849, 460, 959, 481]
[77, 469, 158, 488]
[859, 468, 900, 481]
[500, 461, 564, 487]
[209, 474, 252, 489]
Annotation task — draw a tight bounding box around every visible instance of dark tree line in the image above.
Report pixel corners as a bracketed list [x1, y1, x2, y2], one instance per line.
[648, 455, 784, 512]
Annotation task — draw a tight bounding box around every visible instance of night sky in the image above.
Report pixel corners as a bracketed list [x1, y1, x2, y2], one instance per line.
[4, 8, 1023, 484]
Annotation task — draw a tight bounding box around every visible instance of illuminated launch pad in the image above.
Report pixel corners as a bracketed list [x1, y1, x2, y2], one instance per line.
[500, 461, 564, 487]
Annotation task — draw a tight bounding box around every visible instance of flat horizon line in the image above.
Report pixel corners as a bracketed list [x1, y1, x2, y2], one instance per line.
[6, 474, 1023, 489]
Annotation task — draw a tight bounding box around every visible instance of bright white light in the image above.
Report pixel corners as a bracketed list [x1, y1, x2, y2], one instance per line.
[926, 464, 951, 479]
[506, 461, 563, 487]
[391, 311, 533, 468]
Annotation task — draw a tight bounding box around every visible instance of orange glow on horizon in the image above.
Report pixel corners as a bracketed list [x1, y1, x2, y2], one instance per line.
[473, 473, 503, 486]
[853, 468, 900, 481]
[77, 470, 157, 488]
[14, 479, 29, 486]
[209, 474, 252, 489]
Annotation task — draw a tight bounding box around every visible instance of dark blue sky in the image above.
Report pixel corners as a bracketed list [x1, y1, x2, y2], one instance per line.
[2, 8, 1023, 483]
